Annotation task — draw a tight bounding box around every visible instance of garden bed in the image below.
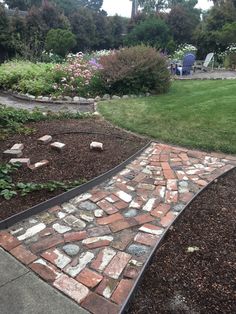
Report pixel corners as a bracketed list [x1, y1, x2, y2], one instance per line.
[0, 117, 148, 221]
[128, 167, 236, 314]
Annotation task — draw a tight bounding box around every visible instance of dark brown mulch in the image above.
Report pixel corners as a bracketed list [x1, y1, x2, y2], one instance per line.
[0, 117, 148, 220]
[128, 168, 236, 314]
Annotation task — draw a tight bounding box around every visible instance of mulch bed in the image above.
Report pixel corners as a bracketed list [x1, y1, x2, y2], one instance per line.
[128, 168, 236, 314]
[0, 117, 148, 220]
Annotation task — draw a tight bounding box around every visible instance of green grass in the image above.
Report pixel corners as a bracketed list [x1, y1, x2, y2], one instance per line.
[99, 80, 236, 154]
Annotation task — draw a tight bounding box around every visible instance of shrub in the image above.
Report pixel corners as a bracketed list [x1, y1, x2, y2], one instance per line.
[172, 44, 197, 61]
[45, 29, 77, 57]
[0, 60, 55, 95]
[99, 45, 171, 95]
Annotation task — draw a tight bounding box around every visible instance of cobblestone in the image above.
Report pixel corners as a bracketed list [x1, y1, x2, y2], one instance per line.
[1, 142, 235, 313]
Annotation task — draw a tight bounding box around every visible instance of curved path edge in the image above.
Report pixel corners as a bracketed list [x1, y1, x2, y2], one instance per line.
[120, 165, 235, 313]
[0, 142, 235, 314]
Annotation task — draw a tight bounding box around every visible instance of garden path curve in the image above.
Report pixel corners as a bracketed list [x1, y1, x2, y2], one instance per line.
[0, 142, 235, 314]
[0, 92, 94, 113]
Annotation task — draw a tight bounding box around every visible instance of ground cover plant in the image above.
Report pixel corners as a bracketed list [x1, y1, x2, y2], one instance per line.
[0, 107, 148, 220]
[129, 168, 236, 313]
[99, 80, 236, 154]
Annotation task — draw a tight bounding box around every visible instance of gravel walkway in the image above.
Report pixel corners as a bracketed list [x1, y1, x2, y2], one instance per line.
[177, 70, 236, 80]
[0, 142, 235, 314]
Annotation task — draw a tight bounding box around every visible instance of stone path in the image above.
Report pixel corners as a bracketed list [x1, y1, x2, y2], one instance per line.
[178, 70, 236, 80]
[0, 142, 235, 314]
[0, 93, 94, 113]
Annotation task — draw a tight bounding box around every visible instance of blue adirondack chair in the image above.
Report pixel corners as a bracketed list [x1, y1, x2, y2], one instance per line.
[176, 53, 196, 76]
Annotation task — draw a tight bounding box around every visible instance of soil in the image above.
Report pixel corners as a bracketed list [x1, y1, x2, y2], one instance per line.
[0, 117, 148, 220]
[128, 168, 236, 314]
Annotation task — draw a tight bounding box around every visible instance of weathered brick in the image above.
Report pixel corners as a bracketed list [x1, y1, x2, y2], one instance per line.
[41, 248, 71, 269]
[109, 218, 137, 233]
[134, 214, 155, 225]
[111, 279, 134, 304]
[139, 224, 164, 236]
[76, 267, 103, 288]
[10, 245, 37, 265]
[50, 142, 65, 151]
[105, 194, 120, 203]
[134, 232, 159, 247]
[37, 135, 52, 144]
[95, 277, 118, 298]
[53, 274, 89, 304]
[30, 234, 64, 254]
[87, 225, 111, 237]
[179, 192, 194, 203]
[97, 199, 118, 215]
[160, 211, 176, 228]
[123, 265, 140, 279]
[0, 231, 20, 251]
[10, 143, 24, 150]
[111, 229, 134, 250]
[151, 204, 171, 218]
[91, 247, 116, 272]
[9, 158, 30, 166]
[29, 259, 61, 283]
[163, 169, 176, 179]
[114, 200, 129, 210]
[82, 236, 113, 249]
[90, 191, 108, 203]
[97, 213, 123, 225]
[115, 190, 132, 203]
[167, 179, 178, 190]
[28, 160, 49, 171]
[104, 251, 131, 279]
[82, 293, 119, 314]
[64, 231, 87, 243]
[64, 252, 95, 277]
[165, 190, 178, 203]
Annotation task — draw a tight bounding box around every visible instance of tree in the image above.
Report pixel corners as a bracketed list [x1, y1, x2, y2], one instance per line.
[77, 0, 103, 11]
[4, 0, 41, 10]
[124, 17, 172, 49]
[139, 0, 167, 12]
[70, 7, 96, 51]
[108, 15, 128, 48]
[45, 28, 76, 56]
[0, 4, 11, 61]
[167, 4, 200, 45]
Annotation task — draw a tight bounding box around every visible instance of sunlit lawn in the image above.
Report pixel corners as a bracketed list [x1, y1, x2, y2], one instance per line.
[99, 80, 236, 154]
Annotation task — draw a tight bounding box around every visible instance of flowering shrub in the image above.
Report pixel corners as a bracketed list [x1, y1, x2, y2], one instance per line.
[218, 44, 236, 69]
[52, 53, 102, 96]
[99, 45, 171, 95]
[172, 44, 197, 61]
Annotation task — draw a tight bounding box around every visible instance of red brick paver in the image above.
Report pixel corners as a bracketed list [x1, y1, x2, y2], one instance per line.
[1, 142, 235, 313]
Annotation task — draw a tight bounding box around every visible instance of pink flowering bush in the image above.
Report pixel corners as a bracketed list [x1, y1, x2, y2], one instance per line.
[52, 53, 103, 97]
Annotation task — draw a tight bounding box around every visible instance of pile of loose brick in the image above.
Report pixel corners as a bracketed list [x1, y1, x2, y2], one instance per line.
[3, 135, 103, 171]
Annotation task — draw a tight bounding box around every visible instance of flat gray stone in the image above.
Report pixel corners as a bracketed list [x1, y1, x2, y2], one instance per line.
[79, 201, 97, 211]
[124, 208, 138, 218]
[3, 149, 23, 157]
[127, 244, 151, 257]
[63, 244, 80, 256]
[0, 248, 28, 286]
[173, 203, 185, 212]
[0, 270, 89, 314]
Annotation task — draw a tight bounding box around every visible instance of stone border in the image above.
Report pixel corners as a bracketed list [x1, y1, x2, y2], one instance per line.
[119, 165, 235, 314]
[0, 141, 152, 230]
[1, 90, 153, 106]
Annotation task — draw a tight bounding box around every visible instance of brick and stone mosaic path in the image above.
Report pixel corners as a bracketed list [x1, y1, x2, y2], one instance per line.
[0, 142, 235, 314]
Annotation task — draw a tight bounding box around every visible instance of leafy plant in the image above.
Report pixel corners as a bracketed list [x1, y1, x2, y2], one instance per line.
[0, 162, 86, 200]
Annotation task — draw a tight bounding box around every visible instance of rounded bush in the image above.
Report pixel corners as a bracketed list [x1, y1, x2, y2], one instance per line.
[99, 45, 171, 95]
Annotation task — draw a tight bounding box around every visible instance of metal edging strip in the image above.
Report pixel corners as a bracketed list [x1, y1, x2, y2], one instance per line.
[119, 165, 236, 314]
[0, 141, 152, 230]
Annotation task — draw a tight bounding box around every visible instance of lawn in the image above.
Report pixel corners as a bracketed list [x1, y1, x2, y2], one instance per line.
[99, 80, 236, 154]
